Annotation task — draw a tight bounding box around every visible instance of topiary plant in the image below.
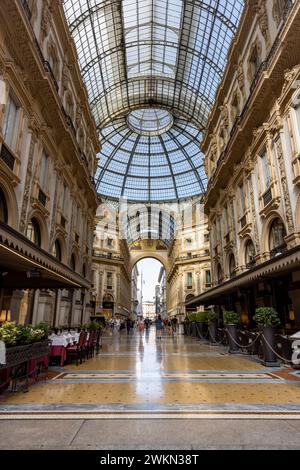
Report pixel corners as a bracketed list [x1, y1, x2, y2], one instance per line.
[253, 307, 281, 328]
[224, 311, 240, 325]
[207, 311, 218, 323]
[195, 312, 208, 322]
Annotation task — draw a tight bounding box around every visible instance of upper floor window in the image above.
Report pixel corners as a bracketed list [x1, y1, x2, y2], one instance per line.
[239, 184, 246, 214]
[245, 240, 256, 267]
[0, 187, 8, 224]
[39, 153, 49, 190]
[27, 218, 41, 247]
[186, 272, 193, 289]
[159, 211, 163, 239]
[229, 254, 236, 279]
[61, 184, 68, 215]
[70, 253, 76, 271]
[3, 95, 19, 150]
[260, 151, 271, 190]
[52, 239, 62, 262]
[106, 272, 113, 288]
[231, 93, 240, 122]
[205, 270, 211, 287]
[269, 218, 287, 256]
[107, 238, 113, 248]
[66, 93, 74, 121]
[249, 44, 261, 82]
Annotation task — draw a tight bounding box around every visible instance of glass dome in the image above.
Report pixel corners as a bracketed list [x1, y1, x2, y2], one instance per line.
[95, 115, 207, 202]
[127, 108, 173, 136]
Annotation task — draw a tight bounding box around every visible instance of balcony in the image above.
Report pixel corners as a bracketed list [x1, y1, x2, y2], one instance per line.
[0, 144, 15, 171]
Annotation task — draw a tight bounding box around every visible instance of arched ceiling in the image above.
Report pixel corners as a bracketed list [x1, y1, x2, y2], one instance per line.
[63, 0, 244, 201]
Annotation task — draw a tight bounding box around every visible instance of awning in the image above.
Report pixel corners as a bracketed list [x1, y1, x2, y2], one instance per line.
[186, 246, 300, 306]
[0, 222, 90, 289]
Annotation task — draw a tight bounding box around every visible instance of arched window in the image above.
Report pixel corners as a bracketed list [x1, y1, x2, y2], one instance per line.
[70, 253, 76, 271]
[52, 239, 62, 262]
[0, 188, 8, 223]
[229, 254, 236, 279]
[269, 218, 287, 256]
[245, 240, 256, 267]
[26, 218, 41, 247]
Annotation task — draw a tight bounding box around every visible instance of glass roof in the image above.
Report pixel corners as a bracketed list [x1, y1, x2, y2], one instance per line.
[63, 0, 244, 202]
[127, 108, 173, 136]
[95, 115, 206, 201]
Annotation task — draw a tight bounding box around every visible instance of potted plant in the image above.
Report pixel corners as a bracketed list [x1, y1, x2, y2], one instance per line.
[207, 311, 218, 343]
[195, 312, 208, 340]
[188, 313, 197, 337]
[224, 311, 240, 354]
[253, 307, 281, 366]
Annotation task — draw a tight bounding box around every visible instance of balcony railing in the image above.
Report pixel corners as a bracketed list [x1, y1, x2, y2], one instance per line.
[0, 144, 15, 171]
[270, 244, 288, 258]
[263, 187, 273, 207]
[93, 252, 124, 261]
[38, 189, 47, 207]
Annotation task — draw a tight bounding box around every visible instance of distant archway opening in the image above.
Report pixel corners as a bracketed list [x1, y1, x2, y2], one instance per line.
[133, 257, 165, 320]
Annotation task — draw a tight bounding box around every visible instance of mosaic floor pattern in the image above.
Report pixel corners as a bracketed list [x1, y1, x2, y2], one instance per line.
[1, 329, 300, 419]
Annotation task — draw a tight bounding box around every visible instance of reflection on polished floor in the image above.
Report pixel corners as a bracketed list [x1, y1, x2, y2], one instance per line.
[1, 328, 300, 418]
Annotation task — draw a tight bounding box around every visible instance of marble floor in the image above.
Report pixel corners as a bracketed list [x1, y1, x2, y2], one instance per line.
[0, 328, 300, 419]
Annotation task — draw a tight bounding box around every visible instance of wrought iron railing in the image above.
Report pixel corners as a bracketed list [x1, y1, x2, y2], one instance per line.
[263, 187, 273, 207]
[209, 0, 295, 189]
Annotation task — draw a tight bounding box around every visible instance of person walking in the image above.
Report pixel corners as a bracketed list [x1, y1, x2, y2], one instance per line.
[138, 317, 145, 335]
[171, 316, 178, 334]
[155, 314, 164, 340]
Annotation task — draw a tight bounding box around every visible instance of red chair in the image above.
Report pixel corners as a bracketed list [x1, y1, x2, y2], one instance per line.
[66, 331, 86, 366]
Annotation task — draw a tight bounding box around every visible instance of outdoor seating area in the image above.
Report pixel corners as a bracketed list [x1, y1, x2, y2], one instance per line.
[0, 321, 103, 394]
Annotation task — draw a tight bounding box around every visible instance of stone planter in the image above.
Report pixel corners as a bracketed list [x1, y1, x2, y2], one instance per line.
[191, 322, 197, 337]
[261, 326, 280, 366]
[208, 322, 218, 343]
[196, 322, 208, 340]
[225, 324, 240, 354]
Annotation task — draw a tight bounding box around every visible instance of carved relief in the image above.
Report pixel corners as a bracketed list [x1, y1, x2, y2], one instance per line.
[19, 132, 37, 233]
[255, 0, 270, 46]
[248, 173, 260, 252]
[236, 59, 246, 98]
[247, 39, 262, 83]
[282, 65, 300, 94]
[62, 61, 70, 92]
[274, 135, 294, 233]
[41, 2, 52, 41]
